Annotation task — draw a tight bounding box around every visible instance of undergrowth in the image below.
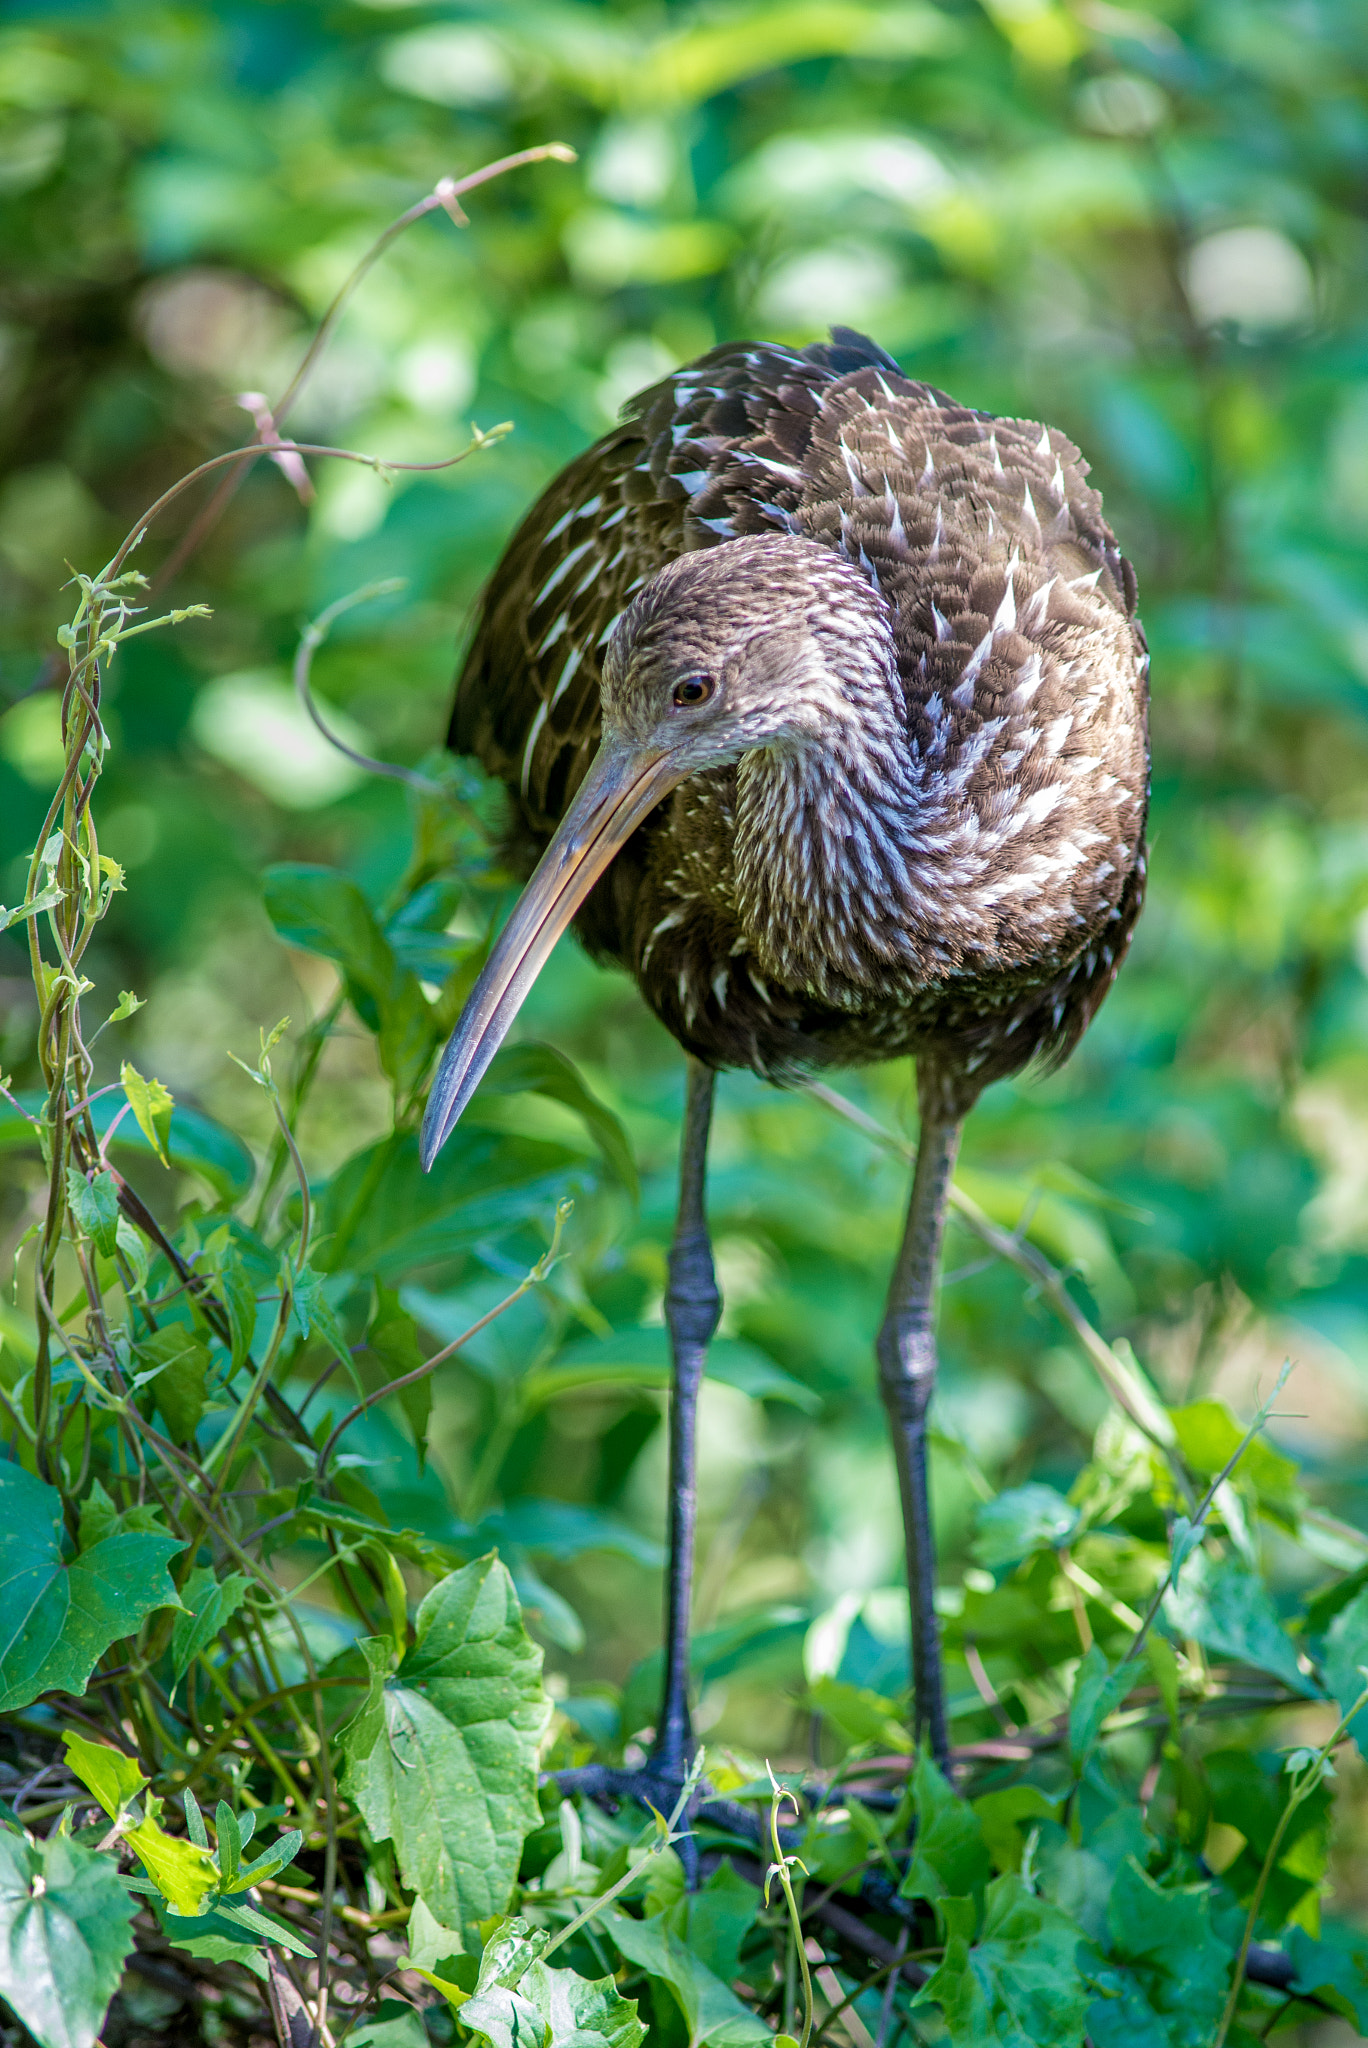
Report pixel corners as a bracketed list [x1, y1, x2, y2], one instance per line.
[4, 153, 1368, 2048]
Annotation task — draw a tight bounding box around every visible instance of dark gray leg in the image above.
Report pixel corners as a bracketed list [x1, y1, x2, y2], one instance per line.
[875, 1060, 971, 1768]
[652, 1058, 721, 1790]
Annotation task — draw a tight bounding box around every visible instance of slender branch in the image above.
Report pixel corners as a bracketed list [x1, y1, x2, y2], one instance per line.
[314, 1199, 571, 1482]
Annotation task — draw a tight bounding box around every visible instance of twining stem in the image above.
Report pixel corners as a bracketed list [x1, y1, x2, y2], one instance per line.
[1119, 1360, 1294, 1672]
[765, 1767, 815, 2048]
[1211, 1680, 1368, 2048]
[314, 1198, 572, 1483]
[538, 1752, 705, 1963]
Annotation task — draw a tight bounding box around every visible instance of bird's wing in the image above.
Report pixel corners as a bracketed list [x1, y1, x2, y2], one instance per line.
[450, 331, 907, 839]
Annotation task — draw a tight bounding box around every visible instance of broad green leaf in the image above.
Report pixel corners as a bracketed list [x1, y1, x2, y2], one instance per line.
[973, 1484, 1079, 1570]
[1164, 1548, 1317, 1695]
[604, 1907, 767, 2047]
[340, 1555, 550, 1946]
[133, 1324, 209, 1442]
[529, 1327, 819, 1412]
[262, 864, 437, 1095]
[154, 1899, 269, 1982]
[0, 1463, 183, 1712]
[0, 1825, 136, 2048]
[806, 1675, 910, 1751]
[475, 1042, 638, 1197]
[667, 1861, 760, 1984]
[124, 1809, 218, 1916]
[170, 1565, 251, 1681]
[408, 1896, 465, 1973]
[972, 1787, 1060, 1876]
[900, 1750, 990, 1906]
[1170, 1399, 1304, 1526]
[316, 1129, 586, 1279]
[210, 1897, 315, 1956]
[119, 1061, 174, 1165]
[368, 1287, 432, 1469]
[348, 2001, 432, 2047]
[1286, 1925, 1368, 2030]
[1321, 1586, 1368, 1757]
[1068, 1645, 1143, 1766]
[235, 1826, 304, 1891]
[62, 1732, 144, 1818]
[290, 1259, 358, 1382]
[917, 1873, 1087, 2048]
[1085, 1857, 1230, 2048]
[211, 1241, 259, 1368]
[64, 1169, 118, 1258]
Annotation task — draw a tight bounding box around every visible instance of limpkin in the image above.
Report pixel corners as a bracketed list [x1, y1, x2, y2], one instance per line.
[421, 327, 1149, 1799]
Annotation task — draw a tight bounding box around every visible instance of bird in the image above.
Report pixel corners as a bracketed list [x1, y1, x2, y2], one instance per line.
[421, 326, 1149, 1802]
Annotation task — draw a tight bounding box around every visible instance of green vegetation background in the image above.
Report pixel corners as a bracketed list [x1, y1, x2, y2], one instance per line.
[4, 0, 1368, 1946]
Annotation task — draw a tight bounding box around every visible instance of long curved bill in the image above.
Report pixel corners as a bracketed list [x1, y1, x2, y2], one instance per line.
[420, 737, 684, 1169]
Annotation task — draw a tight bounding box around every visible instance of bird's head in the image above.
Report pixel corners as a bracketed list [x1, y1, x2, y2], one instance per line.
[421, 535, 894, 1167]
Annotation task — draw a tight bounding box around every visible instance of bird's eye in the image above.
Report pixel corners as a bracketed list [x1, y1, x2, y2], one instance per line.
[672, 674, 715, 708]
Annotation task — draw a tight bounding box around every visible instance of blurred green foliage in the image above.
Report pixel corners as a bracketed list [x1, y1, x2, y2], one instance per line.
[5, 0, 1368, 1991]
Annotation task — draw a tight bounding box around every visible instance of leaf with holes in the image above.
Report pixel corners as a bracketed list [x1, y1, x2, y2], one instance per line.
[339, 1555, 550, 1947]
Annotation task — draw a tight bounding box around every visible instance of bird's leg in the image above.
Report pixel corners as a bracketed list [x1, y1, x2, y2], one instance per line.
[651, 1058, 721, 1817]
[875, 1058, 974, 1769]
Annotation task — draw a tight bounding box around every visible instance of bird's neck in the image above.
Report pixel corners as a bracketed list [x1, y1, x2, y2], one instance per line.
[732, 661, 926, 1007]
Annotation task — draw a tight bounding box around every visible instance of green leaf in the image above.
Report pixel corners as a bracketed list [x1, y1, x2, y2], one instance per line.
[461, 1915, 644, 2048]
[64, 1169, 119, 1258]
[339, 1555, 550, 1947]
[211, 1240, 259, 1369]
[806, 1675, 910, 1752]
[211, 1897, 316, 1957]
[971, 1788, 1060, 1876]
[153, 1898, 269, 1982]
[973, 1484, 1080, 1570]
[1286, 1925, 1368, 2029]
[235, 1826, 304, 1891]
[1068, 1645, 1143, 1767]
[475, 1042, 639, 1198]
[119, 1061, 174, 1166]
[408, 1896, 465, 1973]
[262, 864, 438, 1096]
[1321, 1586, 1368, 1757]
[0, 1463, 183, 1712]
[124, 1810, 218, 1916]
[529, 1327, 820, 1413]
[604, 1908, 767, 2047]
[0, 1825, 136, 2048]
[61, 1732, 145, 1819]
[133, 1324, 209, 1442]
[916, 1873, 1087, 2048]
[170, 1565, 251, 1682]
[1164, 1548, 1317, 1695]
[108, 991, 144, 1024]
[1170, 1400, 1304, 1526]
[347, 2001, 431, 2047]
[667, 1861, 760, 1985]
[316, 1129, 586, 1279]
[1085, 1857, 1231, 2048]
[368, 1287, 432, 1469]
[900, 1749, 990, 1906]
